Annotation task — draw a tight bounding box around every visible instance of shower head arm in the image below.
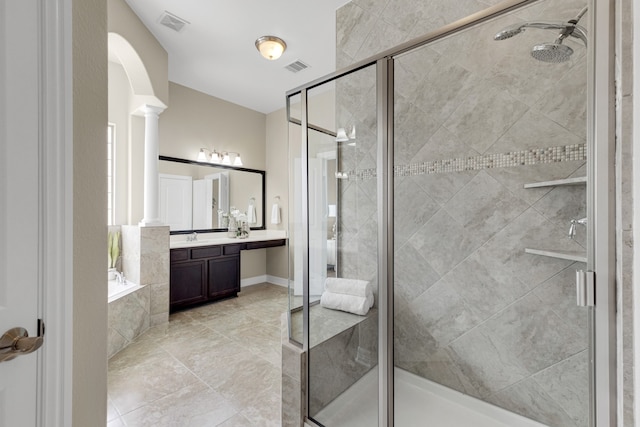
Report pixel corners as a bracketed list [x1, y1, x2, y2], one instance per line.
[516, 21, 588, 47]
[569, 25, 588, 47]
[516, 21, 573, 32]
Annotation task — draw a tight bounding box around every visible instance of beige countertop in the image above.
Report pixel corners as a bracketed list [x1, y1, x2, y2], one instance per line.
[169, 229, 287, 249]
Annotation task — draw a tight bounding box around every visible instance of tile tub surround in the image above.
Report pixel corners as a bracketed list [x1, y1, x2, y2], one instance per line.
[108, 283, 150, 359]
[332, 0, 589, 425]
[108, 283, 287, 427]
[122, 225, 170, 326]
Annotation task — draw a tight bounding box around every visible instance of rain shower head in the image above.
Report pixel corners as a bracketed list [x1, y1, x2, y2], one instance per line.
[531, 42, 574, 63]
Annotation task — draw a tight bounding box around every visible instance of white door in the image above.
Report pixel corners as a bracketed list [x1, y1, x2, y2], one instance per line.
[0, 0, 43, 425]
[193, 179, 213, 229]
[159, 173, 193, 230]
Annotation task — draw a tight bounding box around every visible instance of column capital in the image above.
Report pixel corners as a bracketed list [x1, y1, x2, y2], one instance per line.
[131, 94, 167, 116]
[138, 104, 165, 116]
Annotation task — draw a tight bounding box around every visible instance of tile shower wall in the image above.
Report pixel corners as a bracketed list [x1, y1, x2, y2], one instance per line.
[335, 0, 590, 426]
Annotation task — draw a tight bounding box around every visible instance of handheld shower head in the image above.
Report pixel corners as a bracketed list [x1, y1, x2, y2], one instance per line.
[494, 24, 525, 40]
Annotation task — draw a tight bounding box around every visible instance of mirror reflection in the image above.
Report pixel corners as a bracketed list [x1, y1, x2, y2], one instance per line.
[158, 156, 265, 232]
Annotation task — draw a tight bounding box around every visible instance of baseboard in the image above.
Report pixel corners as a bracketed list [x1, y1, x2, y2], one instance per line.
[240, 275, 288, 288]
[266, 275, 288, 287]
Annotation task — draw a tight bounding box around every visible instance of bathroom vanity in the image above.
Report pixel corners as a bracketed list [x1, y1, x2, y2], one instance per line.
[169, 233, 286, 311]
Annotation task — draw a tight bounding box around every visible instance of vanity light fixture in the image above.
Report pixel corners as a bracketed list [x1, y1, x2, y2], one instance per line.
[197, 148, 242, 166]
[255, 36, 287, 60]
[197, 147, 224, 164]
[210, 151, 221, 163]
[197, 148, 208, 162]
[335, 128, 349, 142]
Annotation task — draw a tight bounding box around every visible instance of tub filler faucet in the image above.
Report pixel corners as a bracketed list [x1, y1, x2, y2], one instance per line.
[568, 217, 587, 239]
[114, 271, 126, 285]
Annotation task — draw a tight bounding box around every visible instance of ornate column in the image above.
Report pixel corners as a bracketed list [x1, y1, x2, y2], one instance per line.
[139, 104, 165, 226]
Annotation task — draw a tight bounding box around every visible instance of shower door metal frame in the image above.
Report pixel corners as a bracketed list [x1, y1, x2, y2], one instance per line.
[288, 0, 617, 424]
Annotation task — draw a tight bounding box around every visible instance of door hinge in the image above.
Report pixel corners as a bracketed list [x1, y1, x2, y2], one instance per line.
[576, 270, 595, 307]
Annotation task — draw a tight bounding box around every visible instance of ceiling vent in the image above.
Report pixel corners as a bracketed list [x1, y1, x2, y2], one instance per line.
[159, 11, 189, 33]
[285, 60, 309, 73]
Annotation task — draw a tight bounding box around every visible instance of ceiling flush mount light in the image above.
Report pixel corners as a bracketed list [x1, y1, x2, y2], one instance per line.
[255, 36, 287, 60]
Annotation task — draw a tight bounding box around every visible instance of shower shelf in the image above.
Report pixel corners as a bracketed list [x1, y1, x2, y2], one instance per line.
[525, 248, 587, 263]
[523, 176, 586, 189]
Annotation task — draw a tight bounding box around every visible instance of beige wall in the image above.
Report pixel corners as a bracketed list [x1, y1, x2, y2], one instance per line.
[108, 61, 131, 225]
[160, 82, 266, 169]
[266, 107, 289, 278]
[73, 0, 108, 424]
[107, 0, 168, 105]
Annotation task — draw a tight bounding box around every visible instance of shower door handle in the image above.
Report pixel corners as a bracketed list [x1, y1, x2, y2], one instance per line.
[576, 270, 595, 307]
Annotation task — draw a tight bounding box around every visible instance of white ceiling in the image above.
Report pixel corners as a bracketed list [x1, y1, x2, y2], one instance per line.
[123, 0, 350, 114]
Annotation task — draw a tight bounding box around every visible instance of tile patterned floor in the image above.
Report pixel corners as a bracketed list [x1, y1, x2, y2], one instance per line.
[107, 283, 288, 427]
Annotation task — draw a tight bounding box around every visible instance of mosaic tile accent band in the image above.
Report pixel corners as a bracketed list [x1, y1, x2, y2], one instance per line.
[339, 143, 586, 180]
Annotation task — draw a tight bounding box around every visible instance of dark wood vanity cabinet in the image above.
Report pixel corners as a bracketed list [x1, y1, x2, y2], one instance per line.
[170, 239, 286, 312]
[169, 260, 207, 308]
[170, 243, 242, 311]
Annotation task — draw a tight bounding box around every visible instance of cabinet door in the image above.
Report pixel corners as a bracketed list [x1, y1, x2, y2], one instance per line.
[170, 260, 207, 310]
[208, 255, 240, 298]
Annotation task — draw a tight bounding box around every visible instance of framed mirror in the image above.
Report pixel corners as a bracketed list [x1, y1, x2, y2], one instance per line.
[159, 156, 266, 234]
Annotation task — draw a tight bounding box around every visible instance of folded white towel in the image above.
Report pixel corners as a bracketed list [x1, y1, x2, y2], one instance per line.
[271, 203, 281, 225]
[320, 290, 374, 316]
[325, 277, 372, 298]
[247, 203, 257, 224]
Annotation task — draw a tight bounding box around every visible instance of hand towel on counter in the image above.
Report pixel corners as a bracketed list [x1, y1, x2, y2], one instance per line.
[320, 291, 374, 316]
[271, 203, 281, 224]
[325, 277, 372, 298]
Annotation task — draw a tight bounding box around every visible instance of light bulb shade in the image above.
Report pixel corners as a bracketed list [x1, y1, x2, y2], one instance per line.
[349, 125, 356, 139]
[255, 36, 286, 60]
[335, 128, 349, 142]
[233, 155, 243, 166]
[210, 152, 220, 163]
[197, 149, 207, 162]
[222, 153, 231, 165]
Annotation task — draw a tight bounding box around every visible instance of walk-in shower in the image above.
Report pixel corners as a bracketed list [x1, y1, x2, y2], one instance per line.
[285, 0, 615, 426]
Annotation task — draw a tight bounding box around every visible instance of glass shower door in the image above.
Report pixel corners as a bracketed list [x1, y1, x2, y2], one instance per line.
[304, 64, 380, 426]
[392, 3, 591, 426]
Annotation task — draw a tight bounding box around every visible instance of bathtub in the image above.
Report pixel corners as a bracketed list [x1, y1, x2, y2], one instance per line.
[107, 279, 150, 359]
[108, 279, 144, 303]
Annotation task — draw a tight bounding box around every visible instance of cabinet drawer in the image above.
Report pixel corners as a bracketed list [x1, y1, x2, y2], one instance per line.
[191, 245, 222, 259]
[245, 239, 286, 250]
[170, 249, 189, 262]
[223, 244, 242, 255]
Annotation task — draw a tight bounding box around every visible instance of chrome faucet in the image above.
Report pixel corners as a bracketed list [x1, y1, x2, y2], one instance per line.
[186, 232, 198, 242]
[568, 217, 587, 239]
[114, 271, 126, 285]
